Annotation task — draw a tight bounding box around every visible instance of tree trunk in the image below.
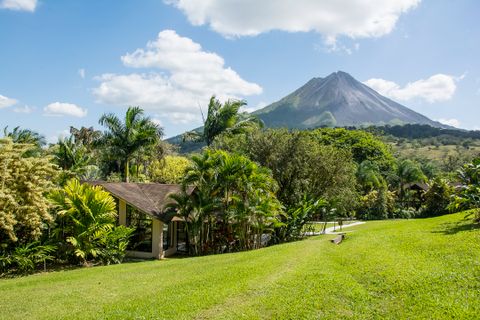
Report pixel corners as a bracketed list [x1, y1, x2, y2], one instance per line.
[125, 158, 130, 182]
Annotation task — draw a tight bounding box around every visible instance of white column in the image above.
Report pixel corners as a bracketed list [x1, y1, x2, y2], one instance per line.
[152, 219, 164, 259]
[119, 200, 127, 226]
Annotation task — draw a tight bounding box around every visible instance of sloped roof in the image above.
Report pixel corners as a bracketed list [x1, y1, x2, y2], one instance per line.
[90, 182, 193, 222]
[404, 182, 429, 191]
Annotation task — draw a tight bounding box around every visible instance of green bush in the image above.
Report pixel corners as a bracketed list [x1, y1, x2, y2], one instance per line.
[0, 242, 56, 276]
[357, 184, 395, 220]
[50, 179, 134, 265]
[448, 158, 480, 222]
[421, 178, 453, 217]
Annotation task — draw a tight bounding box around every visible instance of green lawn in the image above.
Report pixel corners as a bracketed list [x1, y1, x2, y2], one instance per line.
[1, 212, 479, 319]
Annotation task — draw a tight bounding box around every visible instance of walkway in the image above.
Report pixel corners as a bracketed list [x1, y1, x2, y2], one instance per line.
[304, 221, 366, 236]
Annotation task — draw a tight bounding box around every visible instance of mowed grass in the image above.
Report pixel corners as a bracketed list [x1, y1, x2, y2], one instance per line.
[1, 212, 479, 319]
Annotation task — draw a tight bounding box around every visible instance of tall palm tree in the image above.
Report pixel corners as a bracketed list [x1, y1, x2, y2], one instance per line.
[99, 107, 163, 182]
[183, 96, 263, 146]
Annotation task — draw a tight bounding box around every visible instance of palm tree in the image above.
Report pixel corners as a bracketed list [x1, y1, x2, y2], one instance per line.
[183, 96, 263, 146]
[99, 107, 163, 182]
[397, 159, 427, 206]
[3, 126, 46, 147]
[170, 149, 281, 254]
[357, 160, 384, 192]
[69, 126, 101, 148]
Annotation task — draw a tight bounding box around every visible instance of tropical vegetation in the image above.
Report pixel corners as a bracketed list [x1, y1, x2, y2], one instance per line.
[1, 100, 479, 276]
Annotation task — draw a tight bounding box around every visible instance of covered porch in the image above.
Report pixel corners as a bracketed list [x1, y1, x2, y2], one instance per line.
[92, 182, 192, 259]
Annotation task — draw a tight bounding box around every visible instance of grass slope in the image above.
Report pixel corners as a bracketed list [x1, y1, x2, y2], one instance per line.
[1, 212, 479, 319]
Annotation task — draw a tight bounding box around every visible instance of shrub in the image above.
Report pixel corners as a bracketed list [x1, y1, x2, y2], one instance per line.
[50, 179, 133, 265]
[0, 139, 58, 250]
[150, 155, 191, 184]
[357, 184, 395, 220]
[0, 242, 56, 276]
[448, 158, 480, 222]
[421, 178, 453, 217]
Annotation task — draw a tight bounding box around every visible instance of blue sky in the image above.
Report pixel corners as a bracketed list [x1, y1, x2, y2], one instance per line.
[0, 0, 479, 141]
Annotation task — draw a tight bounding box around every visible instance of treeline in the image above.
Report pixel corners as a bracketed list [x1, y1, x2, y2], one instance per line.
[364, 124, 480, 140]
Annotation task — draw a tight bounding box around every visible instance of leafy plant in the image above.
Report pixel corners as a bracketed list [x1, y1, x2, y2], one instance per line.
[50, 179, 133, 265]
[150, 155, 191, 184]
[448, 158, 480, 221]
[0, 242, 56, 275]
[277, 196, 327, 241]
[421, 178, 453, 217]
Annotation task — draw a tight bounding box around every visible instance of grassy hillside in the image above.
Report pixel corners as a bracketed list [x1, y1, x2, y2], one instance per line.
[1, 212, 479, 319]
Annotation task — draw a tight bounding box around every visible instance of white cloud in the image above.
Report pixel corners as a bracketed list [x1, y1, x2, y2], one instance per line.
[93, 30, 262, 124]
[47, 129, 70, 144]
[78, 68, 86, 79]
[364, 74, 459, 103]
[436, 118, 460, 128]
[44, 102, 87, 118]
[13, 105, 35, 113]
[0, 0, 37, 11]
[166, 0, 419, 45]
[151, 118, 162, 126]
[0, 94, 17, 108]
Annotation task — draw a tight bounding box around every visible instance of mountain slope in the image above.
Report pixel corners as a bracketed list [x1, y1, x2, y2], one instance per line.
[254, 71, 448, 129]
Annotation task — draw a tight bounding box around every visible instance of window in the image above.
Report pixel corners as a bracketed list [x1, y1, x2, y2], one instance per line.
[176, 222, 188, 253]
[163, 223, 170, 250]
[126, 205, 152, 252]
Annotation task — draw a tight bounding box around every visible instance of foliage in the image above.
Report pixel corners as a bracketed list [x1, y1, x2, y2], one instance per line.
[393, 207, 418, 219]
[52, 135, 100, 183]
[371, 123, 480, 140]
[99, 106, 163, 182]
[358, 183, 396, 220]
[0, 139, 58, 250]
[150, 155, 191, 184]
[277, 196, 327, 241]
[310, 127, 396, 173]
[69, 126, 101, 149]
[49, 179, 133, 265]
[395, 159, 427, 205]
[168, 149, 282, 255]
[356, 160, 385, 192]
[3, 126, 46, 147]
[215, 128, 358, 215]
[448, 158, 480, 221]
[183, 96, 263, 146]
[421, 178, 453, 217]
[0, 242, 56, 275]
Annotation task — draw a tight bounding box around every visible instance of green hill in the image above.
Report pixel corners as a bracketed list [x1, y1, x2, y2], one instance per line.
[1, 212, 479, 319]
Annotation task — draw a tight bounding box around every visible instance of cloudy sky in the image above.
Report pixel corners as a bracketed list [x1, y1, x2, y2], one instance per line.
[0, 0, 479, 140]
